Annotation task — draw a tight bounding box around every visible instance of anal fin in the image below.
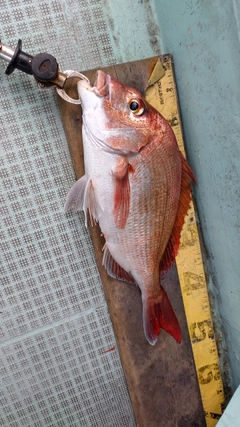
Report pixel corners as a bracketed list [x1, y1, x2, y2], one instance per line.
[102, 244, 135, 284]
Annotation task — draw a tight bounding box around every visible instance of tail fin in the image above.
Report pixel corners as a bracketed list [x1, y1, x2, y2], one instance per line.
[142, 288, 181, 346]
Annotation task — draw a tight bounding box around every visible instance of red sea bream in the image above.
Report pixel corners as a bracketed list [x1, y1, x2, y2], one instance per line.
[65, 70, 195, 345]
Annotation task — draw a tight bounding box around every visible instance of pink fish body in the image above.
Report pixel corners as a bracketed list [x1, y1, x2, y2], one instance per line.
[65, 70, 195, 345]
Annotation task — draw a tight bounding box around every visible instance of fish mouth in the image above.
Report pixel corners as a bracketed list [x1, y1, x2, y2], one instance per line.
[78, 70, 109, 97]
[92, 70, 109, 96]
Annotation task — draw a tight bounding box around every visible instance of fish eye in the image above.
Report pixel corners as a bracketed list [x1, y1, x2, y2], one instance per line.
[129, 99, 145, 116]
[130, 100, 139, 111]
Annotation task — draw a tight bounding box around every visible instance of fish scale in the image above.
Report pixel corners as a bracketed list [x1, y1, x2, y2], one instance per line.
[105, 152, 169, 283]
[129, 156, 169, 262]
[117, 140, 180, 287]
[145, 54, 225, 426]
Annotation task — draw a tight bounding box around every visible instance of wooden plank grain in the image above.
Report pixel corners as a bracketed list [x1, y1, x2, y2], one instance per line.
[57, 57, 206, 427]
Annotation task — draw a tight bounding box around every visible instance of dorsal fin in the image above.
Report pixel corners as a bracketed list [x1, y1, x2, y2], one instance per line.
[160, 153, 196, 274]
[102, 244, 135, 284]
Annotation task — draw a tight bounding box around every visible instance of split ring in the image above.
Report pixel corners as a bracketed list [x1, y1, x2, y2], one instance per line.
[56, 70, 90, 104]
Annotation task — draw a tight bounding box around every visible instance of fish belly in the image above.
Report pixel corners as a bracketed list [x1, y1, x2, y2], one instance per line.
[85, 133, 182, 295]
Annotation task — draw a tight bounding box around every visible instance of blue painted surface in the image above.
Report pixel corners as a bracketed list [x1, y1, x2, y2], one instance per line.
[154, 0, 240, 391]
[217, 385, 240, 426]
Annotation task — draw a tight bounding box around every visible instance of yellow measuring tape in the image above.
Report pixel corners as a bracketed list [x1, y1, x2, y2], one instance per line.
[146, 55, 225, 427]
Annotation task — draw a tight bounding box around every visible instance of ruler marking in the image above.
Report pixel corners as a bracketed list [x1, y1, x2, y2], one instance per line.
[146, 55, 225, 427]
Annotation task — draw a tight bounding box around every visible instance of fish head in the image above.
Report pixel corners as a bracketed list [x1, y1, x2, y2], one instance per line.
[78, 70, 163, 155]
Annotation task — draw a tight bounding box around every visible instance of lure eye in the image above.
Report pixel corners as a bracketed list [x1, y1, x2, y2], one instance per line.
[129, 99, 145, 116]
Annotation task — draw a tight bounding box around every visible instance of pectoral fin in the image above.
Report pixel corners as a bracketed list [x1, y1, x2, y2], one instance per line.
[113, 157, 132, 229]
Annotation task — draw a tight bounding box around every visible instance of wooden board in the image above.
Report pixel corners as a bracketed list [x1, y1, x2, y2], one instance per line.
[57, 57, 206, 427]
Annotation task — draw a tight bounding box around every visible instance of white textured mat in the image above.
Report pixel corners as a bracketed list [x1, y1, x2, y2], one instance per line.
[0, 0, 160, 425]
